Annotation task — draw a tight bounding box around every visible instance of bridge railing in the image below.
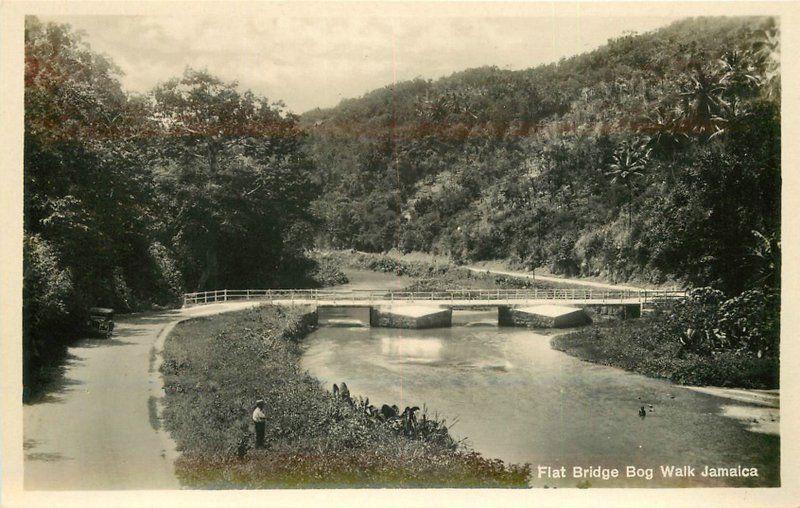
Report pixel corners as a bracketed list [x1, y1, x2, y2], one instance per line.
[182, 287, 688, 307]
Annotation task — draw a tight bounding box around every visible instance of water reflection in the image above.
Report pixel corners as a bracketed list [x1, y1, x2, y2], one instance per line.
[452, 309, 499, 327]
[380, 336, 444, 363]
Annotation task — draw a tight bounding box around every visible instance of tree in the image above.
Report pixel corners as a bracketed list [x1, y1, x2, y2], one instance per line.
[23, 17, 174, 399]
[677, 63, 729, 140]
[149, 69, 318, 290]
[718, 49, 762, 117]
[605, 139, 651, 231]
[25, 17, 162, 309]
[752, 20, 780, 101]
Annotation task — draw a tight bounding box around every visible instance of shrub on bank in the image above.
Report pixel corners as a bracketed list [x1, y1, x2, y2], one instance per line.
[308, 256, 349, 287]
[670, 351, 778, 388]
[314, 250, 455, 279]
[551, 288, 779, 389]
[160, 305, 530, 487]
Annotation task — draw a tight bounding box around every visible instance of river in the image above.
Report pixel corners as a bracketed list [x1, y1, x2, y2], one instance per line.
[300, 270, 779, 487]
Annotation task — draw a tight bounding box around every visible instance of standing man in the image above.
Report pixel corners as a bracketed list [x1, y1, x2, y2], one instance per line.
[252, 399, 267, 449]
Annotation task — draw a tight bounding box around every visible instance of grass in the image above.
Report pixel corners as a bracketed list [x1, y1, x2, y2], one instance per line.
[160, 304, 530, 488]
[551, 317, 779, 389]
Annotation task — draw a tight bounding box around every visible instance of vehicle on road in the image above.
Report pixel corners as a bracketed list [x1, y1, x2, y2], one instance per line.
[87, 307, 115, 338]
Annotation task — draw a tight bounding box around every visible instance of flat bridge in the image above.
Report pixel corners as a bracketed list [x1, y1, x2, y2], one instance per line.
[182, 288, 686, 307]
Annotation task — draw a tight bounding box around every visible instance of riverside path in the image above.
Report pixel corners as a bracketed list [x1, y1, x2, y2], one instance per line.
[23, 301, 261, 490]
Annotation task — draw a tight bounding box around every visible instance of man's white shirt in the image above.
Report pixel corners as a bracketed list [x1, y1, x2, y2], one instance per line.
[252, 407, 266, 422]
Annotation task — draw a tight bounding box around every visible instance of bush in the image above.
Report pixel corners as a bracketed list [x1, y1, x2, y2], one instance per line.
[308, 257, 349, 287]
[671, 351, 779, 388]
[552, 288, 780, 388]
[718, 289, 780, 357]
[312, 251, 456, 279]
[665, 287, 779, 358]
[23, 234, 79, 401]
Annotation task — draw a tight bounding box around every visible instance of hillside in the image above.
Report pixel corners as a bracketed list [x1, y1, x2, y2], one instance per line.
[302, 16, 780, 295]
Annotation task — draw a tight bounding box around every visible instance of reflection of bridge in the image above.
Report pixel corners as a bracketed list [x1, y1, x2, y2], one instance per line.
[182, 288, 687, 308]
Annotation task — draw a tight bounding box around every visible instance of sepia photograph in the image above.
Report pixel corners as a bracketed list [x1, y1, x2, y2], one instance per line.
[1, 0, 798, 505]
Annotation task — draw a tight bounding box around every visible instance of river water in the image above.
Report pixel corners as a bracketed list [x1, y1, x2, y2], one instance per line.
[300, 270, 779, 487]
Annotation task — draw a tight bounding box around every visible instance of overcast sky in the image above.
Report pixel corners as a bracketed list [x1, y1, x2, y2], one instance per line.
[40, 12, 681, 114]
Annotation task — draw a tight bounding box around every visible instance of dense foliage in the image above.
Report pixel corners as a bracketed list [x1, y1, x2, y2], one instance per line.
[23, 18, 321, 399]
[148, 70, 319, 290]
[552, 288, 779, 388]
[161, 305, 530, 487]
[305, 17, 780, 295]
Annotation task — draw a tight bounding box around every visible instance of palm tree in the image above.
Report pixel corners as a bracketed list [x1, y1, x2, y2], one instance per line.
[752, 18, 781, 99]
[752, 23, 780, 100]
[637, 104, 688, 155]
[606, 139, 651, 231]
[717, 49, 763, 121]
[677, 64, 729, 140]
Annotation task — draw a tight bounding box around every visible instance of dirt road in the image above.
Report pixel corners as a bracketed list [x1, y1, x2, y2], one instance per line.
[23, 301, 260, 490]
[465, 264, 650, 291]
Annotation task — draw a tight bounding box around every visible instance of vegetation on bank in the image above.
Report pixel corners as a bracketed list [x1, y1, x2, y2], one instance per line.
[307, 256, 350, 287]
[552, 288, 779, 389]
[313, 250, 584, 291]
[160, 305, 530, 487]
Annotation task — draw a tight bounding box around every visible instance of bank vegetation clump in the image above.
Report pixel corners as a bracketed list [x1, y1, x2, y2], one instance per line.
[308, 257, 350, 287]
[160, 305, 530, 487]
[552, 288, 779, 388]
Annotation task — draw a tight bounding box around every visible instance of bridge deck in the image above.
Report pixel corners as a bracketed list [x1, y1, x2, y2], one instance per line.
[231, 298, 647, 307]
[183, 288, 686, 307]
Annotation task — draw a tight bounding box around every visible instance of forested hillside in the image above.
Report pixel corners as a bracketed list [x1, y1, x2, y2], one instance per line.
[304, 17, 780, 295]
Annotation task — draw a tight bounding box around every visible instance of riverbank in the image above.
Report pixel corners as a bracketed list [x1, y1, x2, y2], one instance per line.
[159, 304, 530, 488]
[684, 387, 779, 435]
[326, 248, 679, 290]
[468, 259, 682, 291]
[550, 319, 778, 390]
[312, 250, 586, 291]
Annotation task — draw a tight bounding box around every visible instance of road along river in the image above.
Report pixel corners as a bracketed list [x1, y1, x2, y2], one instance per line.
[301, 305, 779, 488]
[22, 301, 262, 490]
